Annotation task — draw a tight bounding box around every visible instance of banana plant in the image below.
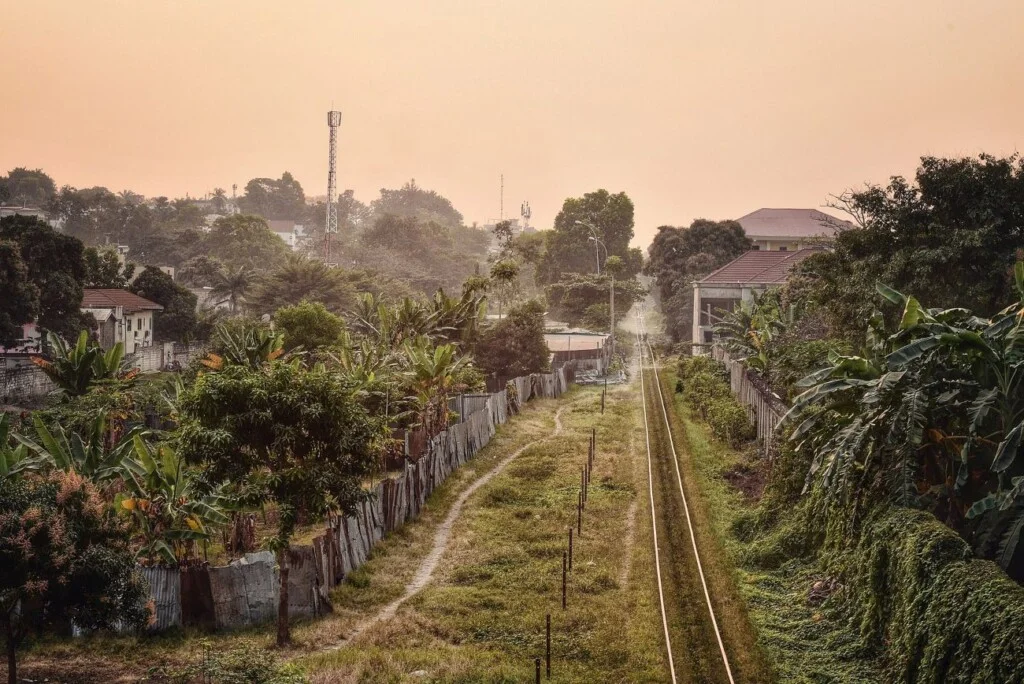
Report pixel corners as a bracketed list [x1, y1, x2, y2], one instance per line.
[15, 413, 143, 483]
[0, 414, 47, 480]
[201, 322, 284, 371]
[118, 435, 230, 565]
[30, 331, 135, 396]
[784, 264, 1024, 570]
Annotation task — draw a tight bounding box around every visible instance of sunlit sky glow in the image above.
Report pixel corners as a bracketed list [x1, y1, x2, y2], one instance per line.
[3, 1, 1022, 246]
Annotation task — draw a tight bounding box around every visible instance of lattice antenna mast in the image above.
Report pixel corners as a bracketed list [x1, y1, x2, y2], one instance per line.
[521, 201, 531, 232]
[324, 110, 342, 263]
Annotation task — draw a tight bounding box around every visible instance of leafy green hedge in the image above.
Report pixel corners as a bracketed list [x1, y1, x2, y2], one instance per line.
[677, 356, 754, 447]
[834, 506, 1024, 683]
[744, 441, 1024, 681]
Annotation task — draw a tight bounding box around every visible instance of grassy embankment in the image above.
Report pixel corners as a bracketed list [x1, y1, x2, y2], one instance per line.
[661, 364, 883, 682]
[301, 381, 668, 682]
[13, 392, 583, 682]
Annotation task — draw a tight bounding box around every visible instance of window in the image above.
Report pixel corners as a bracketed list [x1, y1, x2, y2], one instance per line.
[752, 245, 761, 250]
[126, 318, 132, 332]
[778, 246, 788, 252]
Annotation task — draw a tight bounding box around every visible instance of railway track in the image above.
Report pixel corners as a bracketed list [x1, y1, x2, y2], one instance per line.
[635, 307, 735, 684]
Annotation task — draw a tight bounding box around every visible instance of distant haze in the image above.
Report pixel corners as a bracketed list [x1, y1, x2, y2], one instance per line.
[2, 1, 1022, 248]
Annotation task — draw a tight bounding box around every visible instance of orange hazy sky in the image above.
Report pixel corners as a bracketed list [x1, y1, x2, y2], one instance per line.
[2, 1, 1022, 248]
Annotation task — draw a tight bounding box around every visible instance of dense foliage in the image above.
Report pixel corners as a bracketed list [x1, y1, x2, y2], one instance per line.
[789, 153, 1024, 342]
[645, 219, 751, 342]
[474, 299, 550, 380]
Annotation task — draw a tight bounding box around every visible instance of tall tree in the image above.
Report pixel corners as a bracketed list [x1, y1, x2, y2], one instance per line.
[82, 246, 135, 288]
[537, 189, 642, 284]
[248, 256, 357, 314]
[369, 180, 463, 227]
[237, 172, 306, 220]
[129, 266, 198, 343]
[474, 299, 550, 379]
[274, 300, 345, 351]
[0, 168, 56, 207]
[645, 219, 751, 342]
[177, 361, 380, 646]
[0, 215, 91, 340]
[790, 154, 1024, 342]
[209, 265, 253, 313]
[0, 240, 39, 346]
[203, 214, 291, 270]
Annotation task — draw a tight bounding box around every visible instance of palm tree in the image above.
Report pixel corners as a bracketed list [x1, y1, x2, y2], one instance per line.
[210, 265, 253, 313]
[248, 255, 355, 314]
[211, 187, 228, 213]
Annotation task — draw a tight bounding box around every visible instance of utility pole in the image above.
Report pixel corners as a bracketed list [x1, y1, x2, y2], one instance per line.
[610, 273, 615, 366]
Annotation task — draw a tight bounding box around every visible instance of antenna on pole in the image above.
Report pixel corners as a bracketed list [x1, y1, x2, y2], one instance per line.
[324, 110, 342, 264]
[521, 201, 531, 232]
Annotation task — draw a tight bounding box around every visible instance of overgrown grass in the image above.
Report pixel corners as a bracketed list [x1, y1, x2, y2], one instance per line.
[665, 366, 883, 683]
[301, 383, 669, 682]
[13, 395, 583, 682]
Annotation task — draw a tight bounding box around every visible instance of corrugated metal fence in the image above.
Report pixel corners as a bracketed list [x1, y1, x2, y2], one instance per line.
[710, 346, 786, 457]
[141, 362, 575, 631]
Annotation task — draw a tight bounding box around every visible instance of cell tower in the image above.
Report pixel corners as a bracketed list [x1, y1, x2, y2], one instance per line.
[324, 110, 342, 264]
[520, 201, 531, 232]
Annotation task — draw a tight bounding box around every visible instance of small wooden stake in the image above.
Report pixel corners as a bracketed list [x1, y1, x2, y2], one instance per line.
[535, 657, 541, 683]
[562, 551, 568, 609]
[568, 527, 573, 570]
[546, 614, 552, 678]
[577, 491, 582, 536]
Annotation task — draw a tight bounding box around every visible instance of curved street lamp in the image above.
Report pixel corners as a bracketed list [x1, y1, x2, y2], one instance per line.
[575, 220, 604, 274]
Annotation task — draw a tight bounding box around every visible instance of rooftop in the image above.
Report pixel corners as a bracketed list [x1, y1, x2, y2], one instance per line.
[81, 289, 164, 314]
[697, 248, 822, 285]
[737, 208, 853, 239]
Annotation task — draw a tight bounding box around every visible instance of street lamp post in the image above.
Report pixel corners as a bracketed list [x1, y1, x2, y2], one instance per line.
[575, 220, 615, 370]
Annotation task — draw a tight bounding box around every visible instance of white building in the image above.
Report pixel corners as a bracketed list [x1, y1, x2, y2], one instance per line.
[267, 219, 306, 251]
[81, 289, 163, 354]
[737, 208, 852, 252]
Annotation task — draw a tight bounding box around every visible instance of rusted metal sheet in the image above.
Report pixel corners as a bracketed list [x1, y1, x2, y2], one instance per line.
[140, 566, 181, 630]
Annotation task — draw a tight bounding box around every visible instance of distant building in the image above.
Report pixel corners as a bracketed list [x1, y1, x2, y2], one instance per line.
[692, 248, 822, 350]
[81, 289, 163, 354]
[0, 323, 43, 368]
[736, 208, 852, 251]
[0, 206, 60, 230]
[267, 219, 306, 251]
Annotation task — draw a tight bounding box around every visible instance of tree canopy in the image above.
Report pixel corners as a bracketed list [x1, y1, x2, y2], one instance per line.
[0, 215, 91, 339]
[789, 153, 1024, 342]
[204, 214, 291, 270]
[474, 299, 549, 379]
[537, 189, 642, 284]
[237, 172, 306, 220]
[0, 168, 56, 207]
[369, 179, 463, 227]
[129, 266, 198, 343]
[645, 219, 751, 341]
[0, 240, 39, 347]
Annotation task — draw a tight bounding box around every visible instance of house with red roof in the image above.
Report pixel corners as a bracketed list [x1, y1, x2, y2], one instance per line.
[691, 248, 822, 351]
[81, 289, 163, 354]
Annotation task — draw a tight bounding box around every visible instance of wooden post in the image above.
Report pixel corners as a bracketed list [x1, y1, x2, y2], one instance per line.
[577, 492, 582, 536]
[581, 468, 586, 506]
[546, 614, 552, 678]
[568, 527, 573, 570]
[601, 388, 605, 414]
[562, 551, 568, 609]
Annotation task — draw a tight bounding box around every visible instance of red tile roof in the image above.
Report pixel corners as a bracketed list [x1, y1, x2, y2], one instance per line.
[81, 289, 163, 313]
[737, 208, 853, 239]
[698, 248, 822, 285]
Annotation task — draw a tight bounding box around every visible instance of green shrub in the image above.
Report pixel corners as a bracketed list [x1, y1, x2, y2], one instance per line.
[160, 644, 306, 683]
[705, 397, 754, 446]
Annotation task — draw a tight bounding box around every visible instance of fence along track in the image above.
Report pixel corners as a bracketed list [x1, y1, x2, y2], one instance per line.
[636, 309, 735, 684]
